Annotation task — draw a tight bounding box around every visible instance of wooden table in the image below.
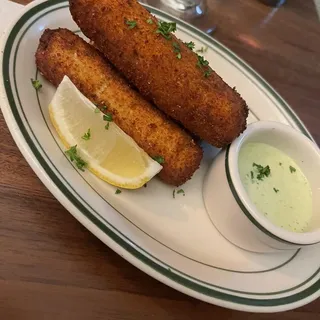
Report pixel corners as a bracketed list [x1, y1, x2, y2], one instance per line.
[1, 0, 320, 319]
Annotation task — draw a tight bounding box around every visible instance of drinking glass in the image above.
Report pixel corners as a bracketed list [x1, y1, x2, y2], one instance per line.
[145, 0, 216, 35]
[160, 0, 207, 19]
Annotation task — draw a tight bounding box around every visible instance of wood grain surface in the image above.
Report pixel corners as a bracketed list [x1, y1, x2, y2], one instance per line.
[1, 0, 320, 319]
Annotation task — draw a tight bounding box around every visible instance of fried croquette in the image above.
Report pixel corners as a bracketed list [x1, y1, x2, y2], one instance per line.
[35, 28, 203, 186]
[69, 0, 249, 148]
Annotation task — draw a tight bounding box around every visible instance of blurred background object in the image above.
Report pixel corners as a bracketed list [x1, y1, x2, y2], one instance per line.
[159, 0, 207, 18]
[258, 0, 286, 6]
[146, 0, 216, 34]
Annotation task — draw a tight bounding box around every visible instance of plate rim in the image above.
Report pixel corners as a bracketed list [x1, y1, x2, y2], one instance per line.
[1, 0, 319, 312]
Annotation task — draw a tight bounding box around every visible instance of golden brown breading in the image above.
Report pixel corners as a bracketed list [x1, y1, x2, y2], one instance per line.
[69, 0, 248, 148]
[35, 28, 202, 186]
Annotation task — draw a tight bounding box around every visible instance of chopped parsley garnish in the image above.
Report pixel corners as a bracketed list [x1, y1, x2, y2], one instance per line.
[184, 41, 195, 50]
[103, 113, 113, 122]
[144, 183, 147, 188]
[196, 54, 211, 77]
[196, 46, 208, 53]
[101, 106, 107, 110]
[115, 189, 122, 194]
[31, 78, 42, 90]
[204, 69, 212, 78]
[279, 162, 282, 166]
[177, 189, 185, 196]
[94, 108, 100, 113]
[173, 189, 176, 199]
[105, 122, 110, 130]
[152, 155, 165, 164]
[273, 188, 279, 193]
[197, 55, 209, 67]
[126, 20, 137, 29]
[172, 42, 181, 59]
[81, 128, 91, 141]
[156, 21, 176, 40]
[289, 165, 296, 173]
[252, 163, 271, 180]
[146, 18, 153, 24]
[65, 145, 87, 171]
[250, 171, 254, 179]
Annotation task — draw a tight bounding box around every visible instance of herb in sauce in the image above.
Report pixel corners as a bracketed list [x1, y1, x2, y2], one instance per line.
[289, 165, 296, 173]
[146, 18, 153, 24]
[253, 163, 271, 180]
[115, 189, 122, 194]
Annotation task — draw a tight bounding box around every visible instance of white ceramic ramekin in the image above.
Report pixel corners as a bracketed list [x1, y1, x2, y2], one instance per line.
[203, 121, 320, 253]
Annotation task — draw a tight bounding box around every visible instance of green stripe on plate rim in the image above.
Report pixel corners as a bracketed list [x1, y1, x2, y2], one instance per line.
[2, 0, 319, 307]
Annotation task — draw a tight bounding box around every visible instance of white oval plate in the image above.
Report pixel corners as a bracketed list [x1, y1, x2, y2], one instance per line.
[1, 0, 319, 313]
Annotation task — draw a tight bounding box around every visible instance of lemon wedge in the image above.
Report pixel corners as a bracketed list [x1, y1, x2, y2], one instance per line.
[49, 76, 162, 189]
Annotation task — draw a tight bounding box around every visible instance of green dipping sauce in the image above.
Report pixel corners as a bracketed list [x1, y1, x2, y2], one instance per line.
[238, 142, 312, 233]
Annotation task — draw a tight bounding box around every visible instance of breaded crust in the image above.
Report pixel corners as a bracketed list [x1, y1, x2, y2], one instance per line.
[69, 0, 249, 147]
[35, 28, 202, 186]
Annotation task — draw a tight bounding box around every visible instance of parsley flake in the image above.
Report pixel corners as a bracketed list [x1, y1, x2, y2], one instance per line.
[172, 42, 181, 59]
[173, 189, 176, 199]
[197, 55, 209, 67]
[196, 54, 211, 77]
[65, 145, 87, 171]
[204, 69, 212, 77]
[177, 189, 185, 196]
[250, 171, 254, 179]
[289, 165, 296, 173]
[105, 122, 110, 130]
[253, 163, 271, 180]
[103, 113, 113, 122]
[115, 189, 122, 194]
[146, 18, 153, 24]
[184, 41, 195, 50]
[81, 128, 91, 141]
[94, 108, 100, 113]
[31, 78, 42, 90]
[152, 155, 165, 164]
[273, 188, 279, 193]
[156, 21, 176, 40]
[196, 46, 208, 53]
[126, 20, 137, 29]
